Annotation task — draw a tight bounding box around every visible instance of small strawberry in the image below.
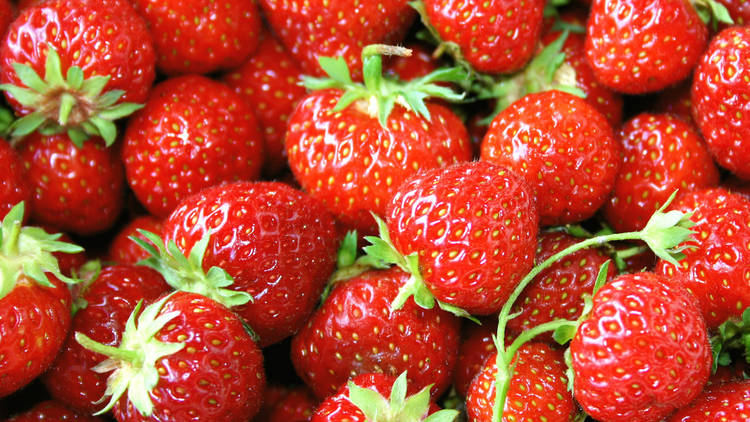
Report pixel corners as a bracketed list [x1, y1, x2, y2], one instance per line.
[259, 385, 318, 422]
[655, 81, 695, 124]
[5, 400, 103, 422]
[121, 75, 264, 218]
[107, 215, 163, 265]
[667, 380, 750, 421]
[453, 320, 495, 398]
[0, 138, 29, 220]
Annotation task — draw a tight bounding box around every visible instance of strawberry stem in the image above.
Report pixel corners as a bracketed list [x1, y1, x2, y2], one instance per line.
[74, 332, 142, 364]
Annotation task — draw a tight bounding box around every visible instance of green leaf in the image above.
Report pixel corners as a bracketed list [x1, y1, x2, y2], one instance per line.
[423, 410, 460, 422]
[88, 116, 117, 146]
[592, 260, 611, 295]
[389, 371, 408, 412]
[66, 66, 85, 90]
[67, 128, 89, 148]
[337, 231, 359, 269]
[81, 75, 111, 98]
[11, 62, 48, 92]
[97, 89, 125, 107]
[43, 45, 65, 87]
[318, 56, 353, 85]
[400, 90, 431, 121]
[376, 97, 396, 128]
[347, 381, 390, 420]
[640, 191, 696, 266]
[552, 323, 578, 346]
[400, 384, 431, 420]
[10, 112, 46, 137]
[0, 84, 41, 106]
[335, 89, 367, 112]
[97, 102, 144, 121]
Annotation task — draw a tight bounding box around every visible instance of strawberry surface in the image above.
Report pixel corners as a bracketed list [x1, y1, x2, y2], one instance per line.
[0, 139, 29, 221]
[667, 380, 750, 421]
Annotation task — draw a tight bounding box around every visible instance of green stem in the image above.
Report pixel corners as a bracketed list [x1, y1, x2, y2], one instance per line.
[58, 92, 76, 126]
[616, 245, 648, 260]
[2, 220, 21, 256]
[75, 332, 141, 364]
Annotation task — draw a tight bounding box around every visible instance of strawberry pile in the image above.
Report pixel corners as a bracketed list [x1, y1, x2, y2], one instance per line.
[5, 0, 750, 421]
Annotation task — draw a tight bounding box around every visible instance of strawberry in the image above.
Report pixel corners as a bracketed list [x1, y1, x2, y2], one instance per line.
[259, 0, 415, 81]
[692, 26, 750, 180]
[40, 225, 86, 277]
[384, 43, 441, 82]
[222, 36, 307, 177]
[121, 75, 264, 218]
[42, 265, 169, 414]
[259, 385, 318, 422]
[0, 203, 82, 397]
[571, 272, 711, 422]
[130, 0, 261, 75]
[0, 0, 154, 145]
[0, 138, 29, 220]
[453, 320, 495, 398]
[655, 81, 695, 124]
[667, 380, 750, 421]
[480, 89, 620, 226]
[18, 132, 124, 235]
[107, 215, 163, 265]
[465, 343, 577, 422]
[286, 46, 472, 234]
[291, 267, 461, 400]
[656, 188, 750, 328]
[75, 291, 265, 421]
[415, 0, 546, 74]
[5, 400, 103, 422]
[603, 113, 720, 233]
[717, 0, 750, 25]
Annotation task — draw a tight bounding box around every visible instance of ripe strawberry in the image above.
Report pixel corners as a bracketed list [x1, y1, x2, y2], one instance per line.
[42, 265, 169, 414]
[656, 188, 750, 328]
[130, 0, 261, 75]
[453, 320, 495, 398]
[717, 0, 750, 26]
[107, 215, 163, 265]
[0, 0, 154, 145]
[481, 90, 620, 226]
[667, 380, 750, 421]
[0, 138, 29, 220]
[5, 400, 103, 422]
[465, 343, 576, 422]
[384, 43, 440, 82]
[417, 0, 546, 74]
[18, 132, 124, 235]
[291, 268, 461, 400]
[692, 26, 750, 180]
[655, 81, 695, 124]
[286, 46, 472, 234]
[383, 160, 539, 315]
[259, 0, 415, 81]
[76, 291, 265, 421]
[258, 385, 318, 422]
[571, 272, 711, 422]
[0, 203, 82, 398]
[222, 36, 307, 177]
[603, 113, 719, 232]
[122, 75, 264, 218]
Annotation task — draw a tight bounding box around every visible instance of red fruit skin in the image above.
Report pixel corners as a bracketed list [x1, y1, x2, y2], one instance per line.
[585, 0, 707, 94]
[42, 265, 169, 414]
[481, 90, 620, 226]
[667, 380, 750, 421]
[286, 90, 472, 234]
[122, 75, 264, 218]
[163, 181, 339, 347]
[655, 81, 694, 124]
[111, 292, 265, 422]
[0, 276, 71, 398]
[387, 161, 539, 315]
[265, 386, 318, 422]
[453, 321, 495, 398]
[0, 138, 29, 220]
[107, 215, 164, 265]
[5, 400, 103, 421]
[130, 0, 261, 75]
[291, 268, 461, 400]
[0, 0, 155, 111]
[465, 343, 576, 422]
[507, 231, 616, 340]
[423, 0, 545, 74]
[717, 0, 750, 26]
[571, 272, 711, 422]
[222, 36, 307, 177]
[19, 133, 124, 235]
[384, 43, 439, 82]
[258, 0, 414, 81]
[692, 26, 750, 180]
[603, 113, 720, 233]
[656, 188, 750, 328]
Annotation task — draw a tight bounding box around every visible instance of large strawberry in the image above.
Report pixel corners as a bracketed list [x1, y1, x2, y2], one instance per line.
[75, 291, 265, 421]
[0, 0, 154, 145]
[0, 138, 29, 220]
[122, 75, 264, 218]
[286, 45, 472, 234]
[667, 379, 750, 421]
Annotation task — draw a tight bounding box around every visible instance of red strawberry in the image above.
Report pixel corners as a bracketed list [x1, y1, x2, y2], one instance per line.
[692, 26, 750, 180]
[481, 89, 620, 226]
[75, 291, 265, 422]
[0, 203, 82, 397]
[130, 0, 261, 75]
[603, 113, 719, 233]
[417, 0, 546, 74]
[259, 385, 318, 422]
[122, 75, 264, 218]
[18, 132, 124, 235]
[259, 0, 415, 81]
[0, 0, 154, 145]
[655, 81, 695, 124]
[222, 36, 307, 177]
[107, 215, 163, 265]
[384, 43, 440, 82]
[453, 320, 495, 398]
[571, 272, 711, 422]
[667, 380, 750, 421]
[717, 0, 750, 25]
[40, 225, 86, 277]
[465, 343, 576, 422]
[5, 400, 103, 422]
[291, 268, 461, 400]
[42, 265, 169, 414]
[656, 188, 750, 328]
[0, 138, 29, 220]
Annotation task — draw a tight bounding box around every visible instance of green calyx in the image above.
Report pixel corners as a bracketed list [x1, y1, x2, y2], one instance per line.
[348, 372, 458, 422]
[303, 44, 466, 127]
[0, 202, 83, 299]
[711, 307, 750, 373]
[131, 230, 251, 309]
[75, 294, 186, 416]
[693, 0, 734, 30]
[0, 44, 143, 147]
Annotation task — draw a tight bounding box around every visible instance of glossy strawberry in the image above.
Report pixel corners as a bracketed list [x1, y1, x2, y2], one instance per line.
[122, 75, 263, 218]
[5, 400, 103, 422]
[0, 138, 29, 220]
[259, 385, 318, 422]
[18, 132, 124, 235]
[453, 320, 495, 398]
[603, 113, 719, 232]
[656, 188, 750, 328]
[571, 272, 711, 422]
[384, 43, 440, 82]
[107, 215, 163, 265]
[481, 90, 620, 226]
[667, 380, 750, 421]
[655, 81, 695, 124]
[291, 268, 461, 400]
